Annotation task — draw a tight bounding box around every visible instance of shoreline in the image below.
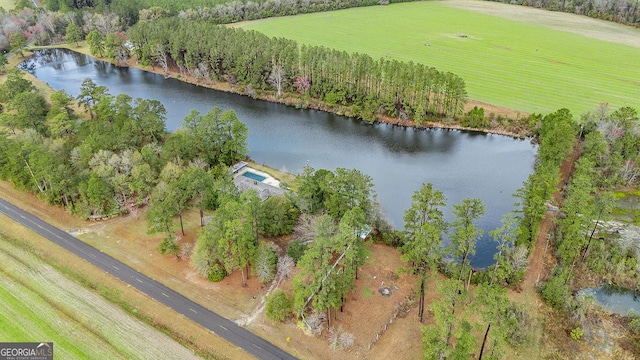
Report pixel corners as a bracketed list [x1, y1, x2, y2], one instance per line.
[34, 44, 532, 140]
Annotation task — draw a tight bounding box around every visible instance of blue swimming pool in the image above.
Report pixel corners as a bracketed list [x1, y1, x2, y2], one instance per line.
[242, 171, 266, 182]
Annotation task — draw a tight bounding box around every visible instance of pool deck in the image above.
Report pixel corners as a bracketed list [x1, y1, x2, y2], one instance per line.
[232, 166, 285, 200]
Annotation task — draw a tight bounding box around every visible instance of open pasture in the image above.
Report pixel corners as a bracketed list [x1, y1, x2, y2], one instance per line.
[238, 1, 640, 115]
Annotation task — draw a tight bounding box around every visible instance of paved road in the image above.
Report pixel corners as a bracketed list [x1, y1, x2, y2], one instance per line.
[0, 197, 296, 360]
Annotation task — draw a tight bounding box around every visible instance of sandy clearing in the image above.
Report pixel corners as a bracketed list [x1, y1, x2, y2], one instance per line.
[442, 0, 640, 49]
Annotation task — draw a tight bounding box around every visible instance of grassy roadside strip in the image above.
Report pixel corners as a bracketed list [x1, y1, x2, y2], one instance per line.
[0, 214, 253, 360]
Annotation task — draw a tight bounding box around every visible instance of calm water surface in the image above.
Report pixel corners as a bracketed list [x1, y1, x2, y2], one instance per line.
[23, 49, 537, 267]
[580, 286, 640, 316]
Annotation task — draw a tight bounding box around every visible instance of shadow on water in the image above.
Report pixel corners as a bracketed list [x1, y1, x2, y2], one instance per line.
[22, 48, 538, 268]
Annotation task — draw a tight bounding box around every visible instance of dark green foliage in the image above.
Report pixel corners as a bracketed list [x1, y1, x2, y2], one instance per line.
[86, 30, 106, 57]
[104, 33, 130, 65]
[294, 166, 376, 223]
[324, 168, 374, 220]
[14, 0, 34, 9]
[449, 198, 485, 281]
[66, 22, 83, 47]
[540, 268, 573, 312]
[536, 109, 577, 166]
[293, 211, 367, 323]
[421, 279, 468, 360]
[0, 69, 36, 102]
[128, 17, 467, 119]
[0, 74, 250, 227]
[207, 262, 227, 282]
[7, 92, 49, 135]
[515, 109, 577, 248]
[461, 106, 487, 128]
[373, 229, 403, 247]
[158, 236, 179, 256]
[286, 240, 307, 264]
[265, 289, 292, 322]
[473, 284, 529, 357]
[84, 174, 115, 215]
[181, 107, 248, 167]
[258, 195, 300, 236]
[192, 196, 256, 286]
[76, 78, 108, 119]
[0, 53, 8, 73]
[9, 33, 27, 57]
[161, 132, 197, 163]
[402, 182, 447, 322]
[295, 166, 332, 213]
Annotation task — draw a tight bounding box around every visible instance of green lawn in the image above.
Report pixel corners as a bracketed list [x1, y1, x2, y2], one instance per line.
[0, 0, 15, 10]
[238, 2, 640, 115]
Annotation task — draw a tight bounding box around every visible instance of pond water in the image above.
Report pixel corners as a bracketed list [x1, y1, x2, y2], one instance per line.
[580, 286, 640, 316]
[22, 49, 537, 268]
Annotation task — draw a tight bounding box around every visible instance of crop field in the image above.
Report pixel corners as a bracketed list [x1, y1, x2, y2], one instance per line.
[0, 232, 200, 360]
[237, 1, 640, 115]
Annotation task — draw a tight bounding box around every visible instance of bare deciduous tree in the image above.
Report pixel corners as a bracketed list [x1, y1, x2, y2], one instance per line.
[198, 62, 211, 83]
[328, 326, 355, 350]
[619, 159, 640, 185]
[268, 63, 286, 97]
[181, 242, 193, 259]
[294, 76, 311, 94]
[153, 44, 169, 75]
[277, 254, 295, 280]
[293, 213, 321, 244]
[304, 310, 326, 336]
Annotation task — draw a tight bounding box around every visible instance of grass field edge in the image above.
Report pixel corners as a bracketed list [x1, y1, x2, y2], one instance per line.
[0, 220, 232, 360]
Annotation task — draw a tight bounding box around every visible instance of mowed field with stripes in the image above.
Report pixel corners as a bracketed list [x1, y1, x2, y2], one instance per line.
[0, 231, 199, 360]
[237, 1, 640, 115]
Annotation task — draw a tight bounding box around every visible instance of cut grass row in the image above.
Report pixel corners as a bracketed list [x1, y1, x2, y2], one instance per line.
[0, 231, 206, 359]
[0, 209, 251, 360]
[237, 1, 640, 115]
[0, 236, 124, 359]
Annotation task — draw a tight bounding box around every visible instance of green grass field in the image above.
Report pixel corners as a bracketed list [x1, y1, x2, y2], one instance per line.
[238, 2, 640, 115]
[0, 0, 15, 10]
[0, 236, 122, 359]
[0, 234, 199, 360]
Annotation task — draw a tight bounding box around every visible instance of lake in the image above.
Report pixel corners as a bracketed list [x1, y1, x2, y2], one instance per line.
[22, 49, 537, 268]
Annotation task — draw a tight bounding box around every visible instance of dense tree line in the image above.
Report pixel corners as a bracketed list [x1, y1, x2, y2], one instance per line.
[42, 0, 414, 28]
[174, 0, 413, 24]
[540, 105, 640, 314]
[3, 0, 467, 122]
[0, 6, 132, 52]
[486, 0, 640, 28]
[127, 17, 467, 119]
[0, 73, 248, 221]
[514, 109, 577, 249]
